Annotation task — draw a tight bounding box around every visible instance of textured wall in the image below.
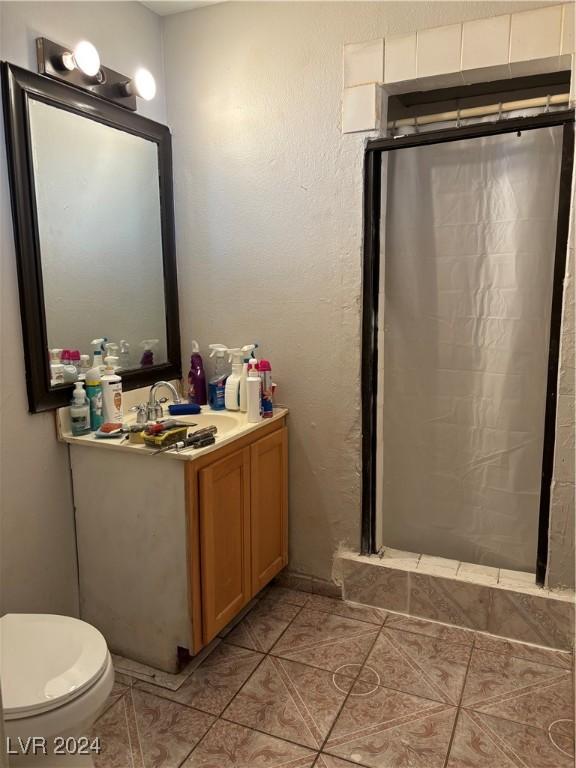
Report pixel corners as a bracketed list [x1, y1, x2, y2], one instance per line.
[163, 0, 558, 580]
[548, 182, 575, 589]
[0, 1, 167, 614]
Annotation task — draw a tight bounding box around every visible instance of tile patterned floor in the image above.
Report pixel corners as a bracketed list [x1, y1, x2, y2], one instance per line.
[93, 585, 575, 768]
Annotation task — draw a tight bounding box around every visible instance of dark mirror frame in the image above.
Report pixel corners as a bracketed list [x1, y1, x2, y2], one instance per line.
[1, 62, 181, 412]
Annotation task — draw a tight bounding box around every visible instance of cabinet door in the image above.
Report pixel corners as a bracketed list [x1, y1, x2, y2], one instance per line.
[199, 447, 251, 641]
[250, 427, 288, 594]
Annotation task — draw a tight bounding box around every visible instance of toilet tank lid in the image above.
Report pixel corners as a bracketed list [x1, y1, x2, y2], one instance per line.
[1, 614, 109, 718]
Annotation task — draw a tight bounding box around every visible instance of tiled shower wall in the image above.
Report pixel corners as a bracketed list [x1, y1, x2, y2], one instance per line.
[337, 551, 575, 651]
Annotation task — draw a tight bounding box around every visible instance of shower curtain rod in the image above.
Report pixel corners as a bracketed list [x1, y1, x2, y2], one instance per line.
[387, 93, 571, 129]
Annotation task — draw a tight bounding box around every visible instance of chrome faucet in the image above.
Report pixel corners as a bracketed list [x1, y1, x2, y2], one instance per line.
[147, 381, 181, 421]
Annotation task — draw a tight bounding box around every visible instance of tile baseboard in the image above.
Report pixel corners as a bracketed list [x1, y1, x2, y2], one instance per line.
[338, 551, 575, 651]
[273, 569, 343, 599]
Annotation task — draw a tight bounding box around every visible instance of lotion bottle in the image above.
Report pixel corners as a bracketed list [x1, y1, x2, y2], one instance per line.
[246, 359, 261, 423]
[101, 356, 123, 422]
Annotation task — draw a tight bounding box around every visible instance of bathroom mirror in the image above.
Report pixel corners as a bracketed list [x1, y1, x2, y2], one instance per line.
[2, 62, 181, 412]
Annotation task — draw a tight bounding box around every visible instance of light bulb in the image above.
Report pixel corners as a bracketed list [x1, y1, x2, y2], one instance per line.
[68, 40, 100, 77]
[133, 68, 156, 101]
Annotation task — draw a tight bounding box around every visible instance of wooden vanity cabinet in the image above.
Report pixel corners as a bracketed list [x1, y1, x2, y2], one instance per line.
[187, 419, 288, 647]
[69, 410, 288, 672]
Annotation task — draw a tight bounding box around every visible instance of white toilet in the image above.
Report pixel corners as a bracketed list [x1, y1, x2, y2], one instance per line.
[1, 614, 114, 766]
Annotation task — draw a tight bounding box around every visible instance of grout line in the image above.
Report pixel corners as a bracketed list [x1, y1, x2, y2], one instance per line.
[442, 626, 477, 768]
[128, 686, 146, 768]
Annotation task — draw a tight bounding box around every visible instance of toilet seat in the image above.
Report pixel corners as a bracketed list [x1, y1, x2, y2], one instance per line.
[1, 614, 109, 720]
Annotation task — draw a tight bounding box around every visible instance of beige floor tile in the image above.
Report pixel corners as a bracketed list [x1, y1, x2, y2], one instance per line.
[263, 586, 312, 607]
[305, 594, 387, 626]
[225, 598, 301, 652]
[324, 679, 456, 767]
[182, 719, 317, 767]
[462, 648, 571, 717]
[136, 643, 263, 715]
[447, 708, 574, 767]
[358, 628, 471, 705]
[224, 656, 351, 748]
[271, 609, 381, 658]
[271, 627, 378, 679]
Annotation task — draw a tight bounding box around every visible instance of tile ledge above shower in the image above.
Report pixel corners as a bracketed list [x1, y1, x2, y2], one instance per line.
[338, 550, 575, 650]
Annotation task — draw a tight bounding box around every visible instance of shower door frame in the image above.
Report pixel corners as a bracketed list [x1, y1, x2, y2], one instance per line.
[361, 110, 574, 584]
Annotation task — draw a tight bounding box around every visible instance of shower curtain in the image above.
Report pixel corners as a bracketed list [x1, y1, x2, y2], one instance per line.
[380, 123, 564, 571]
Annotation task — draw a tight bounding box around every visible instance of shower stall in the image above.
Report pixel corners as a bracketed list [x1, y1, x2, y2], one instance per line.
[361, 107, 574, 581]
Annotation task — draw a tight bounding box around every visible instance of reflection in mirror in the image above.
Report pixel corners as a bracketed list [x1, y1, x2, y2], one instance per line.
[28, 98, 167, 387]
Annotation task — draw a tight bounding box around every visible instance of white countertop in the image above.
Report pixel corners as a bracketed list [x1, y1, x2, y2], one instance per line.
[57, 405, 288, 462]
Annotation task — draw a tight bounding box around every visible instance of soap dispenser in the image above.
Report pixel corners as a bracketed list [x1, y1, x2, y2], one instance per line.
[70, 381, 91, 435]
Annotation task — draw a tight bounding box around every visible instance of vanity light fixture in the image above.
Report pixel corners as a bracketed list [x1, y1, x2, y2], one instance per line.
[133, 68, 157, 101]
[121, 68, 157, 102]
[36, 37, 148, 111]
[61, 40, 101, 78]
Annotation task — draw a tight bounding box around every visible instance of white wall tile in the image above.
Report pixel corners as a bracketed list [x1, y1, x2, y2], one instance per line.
[498, 568, 540, 594]
[384, 33, 417, 84]
[342, 83, 381, 133]
[561, 3, 575, 55]
[510, 5, 562, 63]
[418, 554, 459, 575]
[343, 38, 384, 88]
[381, 547, 420, 570]
[417, 23, 462, 78]
[462, 15, 510, 72]
[458, 562, 499, 586]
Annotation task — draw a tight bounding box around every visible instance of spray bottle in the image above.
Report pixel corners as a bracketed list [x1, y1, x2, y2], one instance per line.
[119, 340, 131, 370]
[91, 339, 106, 371]
[226, 345, 256, 411]
[208, 344, 229, 410]
[188, 341, 207, 405]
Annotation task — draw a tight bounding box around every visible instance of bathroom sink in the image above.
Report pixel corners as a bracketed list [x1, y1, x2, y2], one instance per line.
[173, 411, 242, 436]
